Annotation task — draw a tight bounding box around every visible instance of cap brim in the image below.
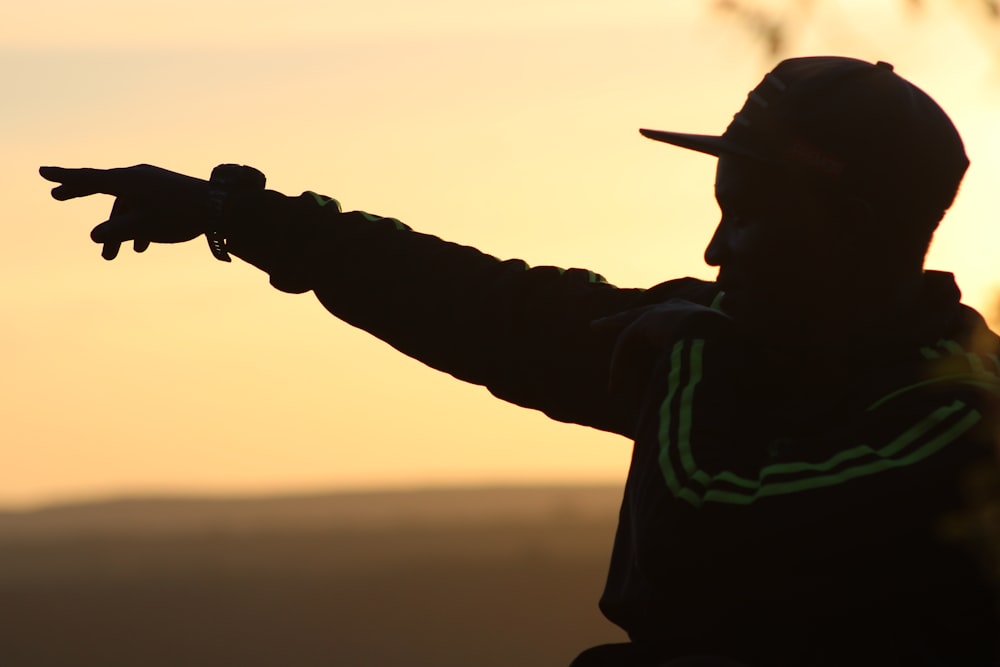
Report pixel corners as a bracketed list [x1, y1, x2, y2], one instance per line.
[638, 128, 728, 156]
[638, 128, 774, 165]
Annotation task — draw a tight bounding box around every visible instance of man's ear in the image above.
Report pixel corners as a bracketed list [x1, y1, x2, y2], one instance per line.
[840, 196, 930, 276]
[837, 194, 890, 260]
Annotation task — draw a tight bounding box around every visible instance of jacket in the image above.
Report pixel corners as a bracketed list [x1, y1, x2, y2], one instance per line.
[227, 190, 1000, 665]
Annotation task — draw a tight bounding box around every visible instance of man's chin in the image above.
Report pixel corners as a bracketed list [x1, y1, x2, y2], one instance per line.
[721, 291, 811, 340]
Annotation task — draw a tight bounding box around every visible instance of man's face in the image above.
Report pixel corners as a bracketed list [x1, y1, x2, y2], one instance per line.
[707, 153, 845, 333]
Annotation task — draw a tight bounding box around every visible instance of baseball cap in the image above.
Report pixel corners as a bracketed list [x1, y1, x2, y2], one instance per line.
[640, 56, 968, 223]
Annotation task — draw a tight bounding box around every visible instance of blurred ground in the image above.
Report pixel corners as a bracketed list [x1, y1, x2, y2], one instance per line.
[0, 486, 626, 667]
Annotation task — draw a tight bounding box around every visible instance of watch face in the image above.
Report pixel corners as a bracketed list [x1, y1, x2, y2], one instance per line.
[211, 164, 266, 189]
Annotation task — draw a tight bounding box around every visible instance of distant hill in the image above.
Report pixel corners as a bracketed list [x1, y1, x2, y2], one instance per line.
[0, 485, 623, 538]
[0, 486, 627, 667]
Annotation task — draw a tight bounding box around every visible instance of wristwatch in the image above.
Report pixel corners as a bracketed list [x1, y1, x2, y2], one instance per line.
[205, 163, 267, 262]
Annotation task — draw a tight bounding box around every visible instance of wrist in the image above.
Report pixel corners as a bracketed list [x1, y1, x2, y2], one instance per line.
[205, 164, 266, 262]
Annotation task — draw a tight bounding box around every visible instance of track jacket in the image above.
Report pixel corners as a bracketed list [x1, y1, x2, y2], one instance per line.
[227, 190, 1000, 666]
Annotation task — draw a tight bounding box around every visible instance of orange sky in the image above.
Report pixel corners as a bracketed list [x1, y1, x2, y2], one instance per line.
[4, 1, 999, 509]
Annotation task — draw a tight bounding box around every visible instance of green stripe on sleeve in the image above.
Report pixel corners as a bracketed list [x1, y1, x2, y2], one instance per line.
[306, 192, 342, 210]
[678, 339, 704, 478]
[657, 341, 687, 498]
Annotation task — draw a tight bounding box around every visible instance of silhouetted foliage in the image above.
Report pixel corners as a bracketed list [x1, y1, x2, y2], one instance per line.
[713, 0, 1000, 57]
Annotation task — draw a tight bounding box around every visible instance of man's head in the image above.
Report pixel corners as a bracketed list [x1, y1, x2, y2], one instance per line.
[642, 56, 969, 338]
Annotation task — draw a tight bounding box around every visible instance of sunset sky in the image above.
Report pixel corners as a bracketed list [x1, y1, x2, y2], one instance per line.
[4, 0, 1000, 509]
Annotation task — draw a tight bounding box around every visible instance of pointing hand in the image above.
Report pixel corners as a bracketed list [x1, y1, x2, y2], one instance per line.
[40, 164, 216, 260]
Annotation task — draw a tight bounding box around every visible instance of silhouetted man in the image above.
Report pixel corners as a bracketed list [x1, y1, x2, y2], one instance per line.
[41, 56, 1000, 666]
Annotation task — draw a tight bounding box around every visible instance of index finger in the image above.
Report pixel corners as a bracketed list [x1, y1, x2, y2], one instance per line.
[39, 166, 118, 201]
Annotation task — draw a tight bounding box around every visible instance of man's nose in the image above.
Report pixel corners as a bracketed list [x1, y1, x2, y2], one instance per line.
[704, 222, 727, 267]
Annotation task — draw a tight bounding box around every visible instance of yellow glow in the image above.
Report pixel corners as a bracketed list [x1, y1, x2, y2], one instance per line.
[4, 1, 999, 508]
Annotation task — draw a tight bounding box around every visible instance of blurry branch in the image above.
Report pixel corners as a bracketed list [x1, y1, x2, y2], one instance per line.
[906, 0, 1000, 19]
[712, 0, 1000, 58]
[713, 0, 814, 55]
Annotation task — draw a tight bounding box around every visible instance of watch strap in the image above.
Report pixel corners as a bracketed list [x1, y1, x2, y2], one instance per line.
[206, 164, 267, 262]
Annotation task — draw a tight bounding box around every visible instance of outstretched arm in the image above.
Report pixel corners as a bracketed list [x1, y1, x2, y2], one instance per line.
[41, 163, 689, 436]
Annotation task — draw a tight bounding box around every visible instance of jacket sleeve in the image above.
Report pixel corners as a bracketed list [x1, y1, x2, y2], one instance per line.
[224, 188, 674, 437]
